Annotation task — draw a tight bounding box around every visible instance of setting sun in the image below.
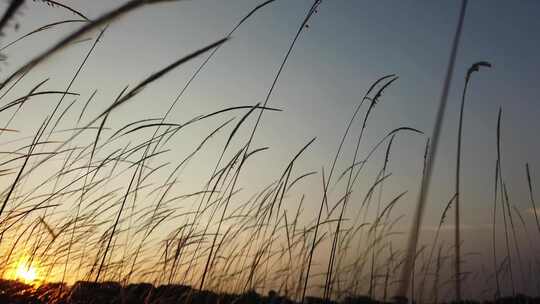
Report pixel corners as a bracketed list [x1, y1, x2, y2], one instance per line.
[15, 262, 38, 284]
[1, 1, 540, 303]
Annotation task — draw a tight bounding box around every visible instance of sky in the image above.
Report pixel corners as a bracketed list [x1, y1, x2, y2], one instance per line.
[1, 0, 540, 300]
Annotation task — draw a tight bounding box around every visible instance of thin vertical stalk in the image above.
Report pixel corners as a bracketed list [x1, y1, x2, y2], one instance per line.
[526, 164, 540, 235]
[397, 0, 468, 299]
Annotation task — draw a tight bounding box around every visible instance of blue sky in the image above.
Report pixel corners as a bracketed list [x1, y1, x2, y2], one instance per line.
[1, 0, 540, 298]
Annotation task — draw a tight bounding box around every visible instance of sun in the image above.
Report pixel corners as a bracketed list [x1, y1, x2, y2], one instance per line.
[3, 255, 44, 286]
[15, 262, 39, 284]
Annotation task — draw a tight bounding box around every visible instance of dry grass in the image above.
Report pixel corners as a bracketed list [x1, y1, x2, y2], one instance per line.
[0, 1, 537, 304]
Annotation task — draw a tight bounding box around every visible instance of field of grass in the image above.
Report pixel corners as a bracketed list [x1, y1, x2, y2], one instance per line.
[0, 1, 538, 303]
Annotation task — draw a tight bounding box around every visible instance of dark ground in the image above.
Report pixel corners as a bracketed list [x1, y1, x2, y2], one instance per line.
[1, 279, 539, 304]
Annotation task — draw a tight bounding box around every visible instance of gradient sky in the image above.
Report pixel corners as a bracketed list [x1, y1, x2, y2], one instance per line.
[1, 0, 540, 299]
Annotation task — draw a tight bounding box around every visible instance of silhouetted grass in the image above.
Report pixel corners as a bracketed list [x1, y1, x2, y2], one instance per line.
[0, 1, 538, 303]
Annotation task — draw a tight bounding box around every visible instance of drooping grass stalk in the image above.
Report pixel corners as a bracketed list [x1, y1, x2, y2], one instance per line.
[454, 60, 491, 301]
[144, 4, 309, 267]
[324, 75, 398, 302]
[0, 77, 48, 138]
[196, 0, 322, 294]
[60, 31, 112, 286]
[211, 139, 313, 290]
[6, 38, 227, 191]
[149, 0, 279, 147]
[125, 121, 232, 283]
[0, 87, 79, 115]
[250, 139, 316, 288]
[0, 116, 48, 221]
[32, 0, 90, 21]
[397, 0, 468, 299]
[44, 27, 107, 138]
[319, 99, 419, 302]
[227, 3, 326, 287]
[2, 0, 534, 301]
[0, 19, 89, 53]
[133, 4, 281, 258]
[195, 106, 276, 289]
[0, 0, 178, 91]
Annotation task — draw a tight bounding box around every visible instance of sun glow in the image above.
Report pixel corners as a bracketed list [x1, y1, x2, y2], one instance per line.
[14, 260, 40, 285]
[17, 264, 37, 284]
